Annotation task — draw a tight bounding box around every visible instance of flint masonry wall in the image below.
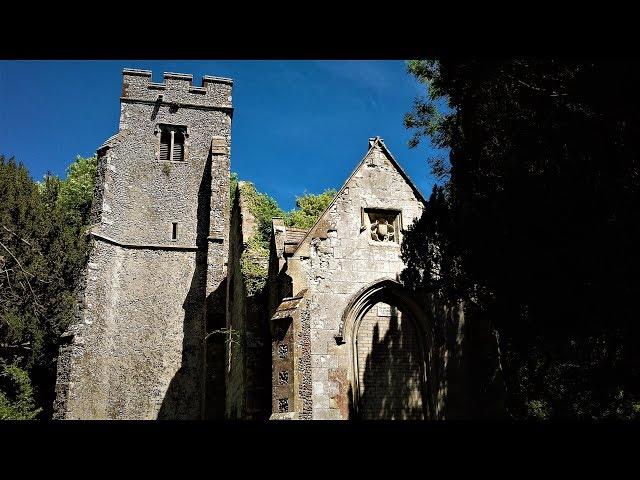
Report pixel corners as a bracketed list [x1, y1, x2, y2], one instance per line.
[225, 185, 252, 418]
[53, 69, 231, 419]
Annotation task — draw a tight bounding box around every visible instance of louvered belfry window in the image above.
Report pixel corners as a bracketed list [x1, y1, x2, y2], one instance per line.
[172, 130, 184, 161]
[158, 126, 185, 162]
[159, 129, 171, 161]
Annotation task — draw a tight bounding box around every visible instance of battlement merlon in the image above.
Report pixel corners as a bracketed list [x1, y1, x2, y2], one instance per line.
[120, 68, 234, 110]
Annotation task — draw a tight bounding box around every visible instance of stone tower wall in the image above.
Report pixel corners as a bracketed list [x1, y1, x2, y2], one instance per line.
[53, 69, 232, 419]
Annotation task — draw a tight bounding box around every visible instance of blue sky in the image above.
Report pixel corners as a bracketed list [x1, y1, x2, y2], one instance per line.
[0, 60, 443, 210]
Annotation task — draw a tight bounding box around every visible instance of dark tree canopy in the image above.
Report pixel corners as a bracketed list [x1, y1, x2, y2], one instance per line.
[402, 60, 640, 419]
[0, 155, 95, 419]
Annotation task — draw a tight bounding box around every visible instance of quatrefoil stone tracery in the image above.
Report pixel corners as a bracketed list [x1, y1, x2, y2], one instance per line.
[370, 219, 395, 242]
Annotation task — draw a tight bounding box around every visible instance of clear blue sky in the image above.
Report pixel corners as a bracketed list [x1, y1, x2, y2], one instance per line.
[0, 60, 443, 210]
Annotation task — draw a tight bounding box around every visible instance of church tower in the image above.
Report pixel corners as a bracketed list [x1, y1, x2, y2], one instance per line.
[53, 69, 232, 419]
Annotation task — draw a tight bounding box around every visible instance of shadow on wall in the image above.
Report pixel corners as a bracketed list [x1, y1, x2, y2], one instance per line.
[204, 279, 227, 419]
[347, 293, 506, 420]
[427, 298, 469, 419]
[353, 309, 428, 420]
[158, 152, 216, 420]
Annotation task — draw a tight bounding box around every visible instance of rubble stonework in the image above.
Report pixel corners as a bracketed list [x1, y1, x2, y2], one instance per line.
[53, 70, 505, 420]
[53, 69, 231, 419]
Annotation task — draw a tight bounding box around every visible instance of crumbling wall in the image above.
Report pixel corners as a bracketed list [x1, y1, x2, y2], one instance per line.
[286, 140, 426, 419]
[225, 184, 271, 419]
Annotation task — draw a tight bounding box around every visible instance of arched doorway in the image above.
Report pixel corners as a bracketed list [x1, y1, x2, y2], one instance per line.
[337, 279, 431, 420]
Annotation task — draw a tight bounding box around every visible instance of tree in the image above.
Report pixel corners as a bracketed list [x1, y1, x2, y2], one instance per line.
[0, 361, 41, 420]
[0, 154, 96, 419]
[56, 155, 97, 225]
[402, 60, 640, 419]
[0, 155, 48, 372]
[285, 189, 336, 230]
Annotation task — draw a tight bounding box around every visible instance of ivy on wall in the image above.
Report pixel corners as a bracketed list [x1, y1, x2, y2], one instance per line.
[231, 176, 335, 297]
[236, 181, 283, 296]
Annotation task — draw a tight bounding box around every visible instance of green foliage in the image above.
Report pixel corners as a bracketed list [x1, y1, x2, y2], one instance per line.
[285, 189, 336, 229]
[0, 361, 41, 420]
[527, 399, 550, 420]
[403, 60, 453, 152]
[56, 155, 97, 224]
[237, 182, 283, 296]
[240, 238, 269, 297]
[0, 154, 96, 419]
[402, 59, 640, 419]
[239, 182, 285, 246]
[235, 181, 335, 297]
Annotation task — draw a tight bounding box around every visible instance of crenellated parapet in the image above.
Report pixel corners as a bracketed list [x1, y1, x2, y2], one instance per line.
[121, 68, 233, 110]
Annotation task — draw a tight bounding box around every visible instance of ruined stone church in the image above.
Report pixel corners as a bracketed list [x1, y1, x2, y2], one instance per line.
[52, 69, 504, 420]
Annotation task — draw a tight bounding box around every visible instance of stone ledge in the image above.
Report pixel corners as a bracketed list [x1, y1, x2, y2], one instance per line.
[122, 68, 152, 77]
[91, 231, 202, 251]
[164, 72, 193, 81]
[120, 97, 234, 111]
[157, 159, 188, 165]
[202, 75, 233, 85]
[269, 412, 297, 420]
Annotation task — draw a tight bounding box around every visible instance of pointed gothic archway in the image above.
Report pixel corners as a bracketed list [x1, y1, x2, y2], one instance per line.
[336, 279, 433, 420]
